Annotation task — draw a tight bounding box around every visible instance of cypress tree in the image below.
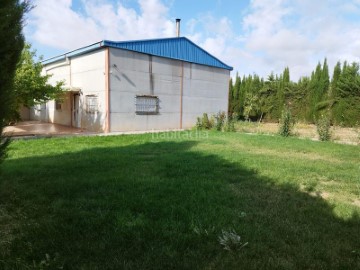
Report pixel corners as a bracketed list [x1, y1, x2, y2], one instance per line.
[228, 77, 234, 115]
[332, 62, 360, 126]
[331, 62, 342, 98]
[0, 0, 29, 164]
[283, 67, 290, 83]
[231, 73, 241, 117]
[321, 58, 330, 96]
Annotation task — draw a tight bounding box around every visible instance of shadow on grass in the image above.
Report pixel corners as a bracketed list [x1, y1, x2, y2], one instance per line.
[0, 140, 359, 269]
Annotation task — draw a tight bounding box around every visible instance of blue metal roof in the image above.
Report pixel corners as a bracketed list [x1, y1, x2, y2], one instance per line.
[43, 37, 233, 71]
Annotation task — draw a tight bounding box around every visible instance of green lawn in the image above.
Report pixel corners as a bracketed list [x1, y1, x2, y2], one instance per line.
[0, 131, 359, 269]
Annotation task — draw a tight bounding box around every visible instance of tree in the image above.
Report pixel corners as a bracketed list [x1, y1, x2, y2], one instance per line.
[330, 61, 341, 98]
[332, 62, 360, 126]
[0, 0, 30, 163]
[228, 77, 233, 115]
[233, 73, 241, 117]
[243, 92, 260, 121]
[8, 43, 64, 121]
[283, 67, 290, 83]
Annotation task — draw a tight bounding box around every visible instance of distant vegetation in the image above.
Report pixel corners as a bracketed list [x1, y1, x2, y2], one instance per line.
[228, 59, 360, 127]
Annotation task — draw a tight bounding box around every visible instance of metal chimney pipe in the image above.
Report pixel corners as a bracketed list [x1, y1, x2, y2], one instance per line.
[176, 18, 181, 37]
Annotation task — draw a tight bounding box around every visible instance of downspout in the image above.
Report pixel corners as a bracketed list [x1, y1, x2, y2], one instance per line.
[180, 62, 184, 129]
[69, 58, 72, 86]
[105, 47, 110, 133]
[69, 58, 72, 127]
[149, 55, 154, 95]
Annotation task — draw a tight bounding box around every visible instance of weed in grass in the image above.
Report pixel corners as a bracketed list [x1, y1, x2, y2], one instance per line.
[303, 180, 318, 192]
[191, 223, 215, 237]
[33, 253, 63, 270]
[218, 229, 248, 251]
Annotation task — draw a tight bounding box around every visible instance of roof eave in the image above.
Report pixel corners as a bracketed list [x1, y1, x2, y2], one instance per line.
[42, 41, 104, 65]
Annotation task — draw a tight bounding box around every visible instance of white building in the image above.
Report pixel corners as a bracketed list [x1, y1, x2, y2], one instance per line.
[29, 37, 233, 132]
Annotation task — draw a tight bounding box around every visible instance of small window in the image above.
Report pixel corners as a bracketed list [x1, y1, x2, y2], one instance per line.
[86, 95, 98, 113]
[135, 95, 159, 114]
[55, 100, 62, 110]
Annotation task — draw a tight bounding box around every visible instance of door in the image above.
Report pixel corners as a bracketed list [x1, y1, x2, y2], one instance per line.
[40, 103, 48, 122]
[72, 93, 80, 128]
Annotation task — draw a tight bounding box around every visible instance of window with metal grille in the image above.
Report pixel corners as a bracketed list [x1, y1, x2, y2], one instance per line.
[86, 95, 98, 113]
[135, 95, 159, 114]
[55, 100, 62, 110]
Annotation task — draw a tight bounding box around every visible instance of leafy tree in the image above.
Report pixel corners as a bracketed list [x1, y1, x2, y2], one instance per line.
[243, 92, 260, 121]
[0, 0, 30, 163]
[8, 43, 64, 121]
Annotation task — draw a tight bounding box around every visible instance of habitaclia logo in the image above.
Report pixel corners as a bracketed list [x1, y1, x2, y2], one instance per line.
[151, 130, 209, 140]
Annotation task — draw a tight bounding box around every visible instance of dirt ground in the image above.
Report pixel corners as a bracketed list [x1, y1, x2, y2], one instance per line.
[236, 122, 360, 145]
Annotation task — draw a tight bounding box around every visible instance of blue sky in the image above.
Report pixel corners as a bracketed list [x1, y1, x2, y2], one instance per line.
[25, 0, 360, 80]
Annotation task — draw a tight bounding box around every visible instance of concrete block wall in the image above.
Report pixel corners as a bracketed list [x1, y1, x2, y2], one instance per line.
[109, 48, 181, 132]
[109, 48, 230, 132]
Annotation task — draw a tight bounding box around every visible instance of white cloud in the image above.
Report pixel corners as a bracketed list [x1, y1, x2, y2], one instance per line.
[28, 0, 175, 51]
[31, 0, 101, 50]
[239, 0, 360, 79]
[27, 0, 360, 80]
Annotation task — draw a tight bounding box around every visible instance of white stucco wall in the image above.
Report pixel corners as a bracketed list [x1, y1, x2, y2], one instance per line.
[182, 63, 230, 128]
[109, 48, 230, 132]
[30, 46, 229, 133]
[109, 48, 181, 131]
[71, 50, 106, 131]
[30, 49, 107, 132]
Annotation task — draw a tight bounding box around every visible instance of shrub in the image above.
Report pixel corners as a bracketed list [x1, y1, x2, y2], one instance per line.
[214, 111, 226, 131]
[196, 112, 235, 132]
[201, 113, 212, 130]
[195, 113, 213, 130]
[316, 114, 332, 141]
[196, 117, 202, 130]
[224, 114, 236, 132]
[278, 107, 294, 137]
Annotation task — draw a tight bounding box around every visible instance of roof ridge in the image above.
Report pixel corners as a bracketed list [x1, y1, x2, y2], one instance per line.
[43, 37, 233, 71]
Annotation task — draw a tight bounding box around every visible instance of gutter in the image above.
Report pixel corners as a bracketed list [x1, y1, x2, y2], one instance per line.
[42, 41, 104, 65]
[44, 57, 70, 72]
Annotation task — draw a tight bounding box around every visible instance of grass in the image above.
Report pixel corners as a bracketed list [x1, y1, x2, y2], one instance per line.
[0, 131, 359, 269]
[234, 120, 360, 145]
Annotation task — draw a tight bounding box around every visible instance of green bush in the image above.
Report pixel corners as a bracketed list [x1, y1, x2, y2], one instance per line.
[196, 113, 213, 130]
[196, 117, 202, 130]
[224, 114, 236, 132]
[196, 112, 235, 132]
[316, 114, 332, 141]
[278, 107, 294, 137]
[214, 111, 226, 131]
[201, 113, 212, 130]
